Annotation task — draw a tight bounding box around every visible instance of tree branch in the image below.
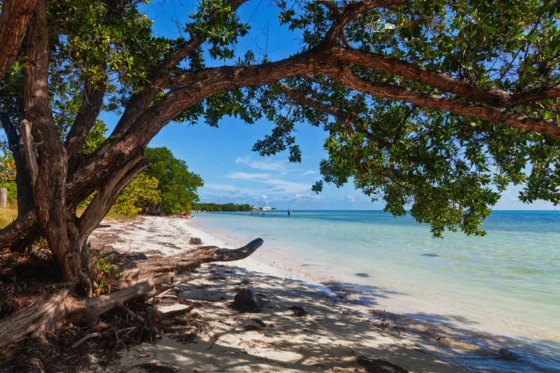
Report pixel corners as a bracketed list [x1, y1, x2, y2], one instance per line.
[332, 47, 560, 108]
[164, 0, 247, 69]
[278, 84, 362, 136]
[317, 1, 341, 17]
[0, 0, 37, 81]
[331, 67, 560, 139]
[111, 0, 247, 136]
[77, 157, 147, 246]
[278, 84, 416, 152]
[66, 80, 107, 157]
[510, 86, 560, 107]
[0, 113, 19, 148]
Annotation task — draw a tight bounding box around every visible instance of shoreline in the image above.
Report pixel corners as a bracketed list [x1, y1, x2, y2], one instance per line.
[89, 216, 555, 372]
[189, 212, 560, 371]
[90, 216, 469, 372]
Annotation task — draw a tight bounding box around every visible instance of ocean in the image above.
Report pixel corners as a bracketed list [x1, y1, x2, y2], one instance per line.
[190, 210, 560, 372]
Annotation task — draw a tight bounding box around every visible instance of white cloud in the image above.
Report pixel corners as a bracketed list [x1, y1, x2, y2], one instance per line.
[204, 183, 240, 192]
[235, 156, 291, 173]
[347, 195, 357, 202]
[203, 184, 256, 195]
[305, 170, 317, 175]
[227, 172, 271, 180]
[227, 172, 311, 194]
[261, 195, 268, 200]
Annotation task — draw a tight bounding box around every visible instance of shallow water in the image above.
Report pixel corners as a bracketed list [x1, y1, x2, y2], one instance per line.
[190, 210, 560, 372]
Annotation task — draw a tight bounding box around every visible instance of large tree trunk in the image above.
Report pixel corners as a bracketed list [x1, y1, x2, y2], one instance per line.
[7, 0, 137, 293]
[22, 0, 84, 288]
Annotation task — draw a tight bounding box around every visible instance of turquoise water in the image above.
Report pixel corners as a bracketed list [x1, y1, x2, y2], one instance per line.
[191, 210, 560, 372]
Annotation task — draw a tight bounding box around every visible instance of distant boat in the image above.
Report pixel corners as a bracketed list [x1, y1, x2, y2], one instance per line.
[252, 206, 273, 211]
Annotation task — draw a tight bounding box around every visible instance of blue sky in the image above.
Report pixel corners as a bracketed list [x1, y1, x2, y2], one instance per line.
[103, 1, 555, 210]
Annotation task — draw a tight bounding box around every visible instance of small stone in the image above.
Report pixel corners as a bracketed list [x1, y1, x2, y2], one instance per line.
[287, 305, 308, 317]
[190, 237, 202, 245]
[498, 348, 518, 360]
[357, 356, 409, 373]
[231, 288, 264, 313]
[128, 253, 148, 261]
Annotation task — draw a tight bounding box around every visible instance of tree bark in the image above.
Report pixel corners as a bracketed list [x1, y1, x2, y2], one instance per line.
[22, 0, 89, 289]
[0, 0, 37, 81]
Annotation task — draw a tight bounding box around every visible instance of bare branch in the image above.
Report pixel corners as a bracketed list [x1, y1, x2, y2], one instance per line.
[278, 84, 409, 150]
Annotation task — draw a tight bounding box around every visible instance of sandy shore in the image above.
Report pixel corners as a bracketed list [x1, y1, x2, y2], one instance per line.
[89, 216, 466, 372]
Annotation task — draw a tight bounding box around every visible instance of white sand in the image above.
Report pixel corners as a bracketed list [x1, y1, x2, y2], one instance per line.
[89, 216, 466, 372]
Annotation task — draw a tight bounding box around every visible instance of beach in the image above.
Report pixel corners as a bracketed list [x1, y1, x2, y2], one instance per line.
[89, 216, 469, 372]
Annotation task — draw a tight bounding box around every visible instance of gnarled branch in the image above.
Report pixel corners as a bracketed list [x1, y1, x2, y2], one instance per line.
[331, 47, 560, 108]
[330, 68, 560, 139]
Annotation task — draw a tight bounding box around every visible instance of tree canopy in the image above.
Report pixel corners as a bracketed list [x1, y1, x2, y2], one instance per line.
[0, 0, 558, 287]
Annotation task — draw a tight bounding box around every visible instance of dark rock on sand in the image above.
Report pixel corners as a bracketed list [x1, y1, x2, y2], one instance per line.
[287, 305, 308, 317]
[137, 361, 180, 373]
[189, 237, 202, 245]
[128, 253, 148, 261]
[357, 356, 409, 373]
[498, 347, 518, 360]
[355, 273, 370, 278]
[231, 288, 264, 313]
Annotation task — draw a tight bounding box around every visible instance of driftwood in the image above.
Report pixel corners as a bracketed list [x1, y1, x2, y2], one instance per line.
[0, 238, 263, 349]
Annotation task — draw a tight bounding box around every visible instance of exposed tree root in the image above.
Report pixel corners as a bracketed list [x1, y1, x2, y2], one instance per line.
[0, 238, 263, 350]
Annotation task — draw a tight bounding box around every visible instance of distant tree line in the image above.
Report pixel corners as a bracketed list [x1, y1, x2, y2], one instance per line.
[193, 203, 252, 212]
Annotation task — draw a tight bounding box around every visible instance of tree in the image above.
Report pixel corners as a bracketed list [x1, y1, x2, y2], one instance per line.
[111, 173, 161, 216]
[144, 147, 203, 215]
[0, 150, 16, 203]
[0, 0, 558, 294]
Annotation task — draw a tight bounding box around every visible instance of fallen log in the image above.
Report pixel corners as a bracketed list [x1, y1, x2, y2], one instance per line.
[119, 238, 264, 283]
[0, 238, 263, 349]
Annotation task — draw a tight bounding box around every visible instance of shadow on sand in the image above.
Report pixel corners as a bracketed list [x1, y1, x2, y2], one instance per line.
[109, 263, 559, 373]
